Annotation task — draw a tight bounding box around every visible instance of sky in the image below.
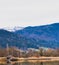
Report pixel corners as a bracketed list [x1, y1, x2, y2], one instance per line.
[0, 0, 59, 28]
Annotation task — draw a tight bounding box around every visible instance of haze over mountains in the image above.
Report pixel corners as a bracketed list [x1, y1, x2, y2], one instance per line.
[0, 23, 59, 49]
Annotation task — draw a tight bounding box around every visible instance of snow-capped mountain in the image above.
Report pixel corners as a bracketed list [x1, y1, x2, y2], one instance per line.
[2, 26, 24, 32]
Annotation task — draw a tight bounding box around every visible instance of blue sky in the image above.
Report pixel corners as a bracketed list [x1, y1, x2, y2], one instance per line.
[0, 0, 59, 28]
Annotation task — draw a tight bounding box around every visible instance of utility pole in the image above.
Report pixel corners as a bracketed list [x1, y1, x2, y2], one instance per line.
[6, 44, 9, 56]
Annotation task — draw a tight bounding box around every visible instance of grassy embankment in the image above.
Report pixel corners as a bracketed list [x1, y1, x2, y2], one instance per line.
[0, 57, 59, 63]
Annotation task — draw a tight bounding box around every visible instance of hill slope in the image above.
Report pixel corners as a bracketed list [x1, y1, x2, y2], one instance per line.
[0, 23, 59, 49]
[15, 23, 59, 48]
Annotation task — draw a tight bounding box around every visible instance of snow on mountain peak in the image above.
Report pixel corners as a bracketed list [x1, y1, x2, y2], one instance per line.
[1, 26, 24, 32]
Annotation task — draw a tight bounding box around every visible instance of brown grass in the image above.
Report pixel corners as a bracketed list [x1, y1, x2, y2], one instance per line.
[0, 57, 59, 63]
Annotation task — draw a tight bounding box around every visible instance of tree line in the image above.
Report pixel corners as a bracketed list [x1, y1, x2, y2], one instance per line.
[0, 47, 59, 57]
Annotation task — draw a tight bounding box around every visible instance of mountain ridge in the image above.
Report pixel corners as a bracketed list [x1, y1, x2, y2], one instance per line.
[0, 23, 59, 49]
